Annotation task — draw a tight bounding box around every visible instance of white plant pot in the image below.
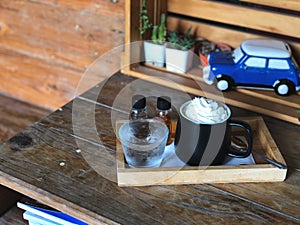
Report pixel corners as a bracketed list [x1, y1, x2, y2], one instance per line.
[144, 41, 166, 67]
[166, 47, 194, 73]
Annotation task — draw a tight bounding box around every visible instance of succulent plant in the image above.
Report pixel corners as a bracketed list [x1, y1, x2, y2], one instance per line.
[168, 31, 180, 48]
[180, 27, 194, 50]
[167, 27, 194, 50]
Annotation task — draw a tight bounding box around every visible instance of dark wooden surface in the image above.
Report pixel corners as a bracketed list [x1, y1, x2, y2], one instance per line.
[0, 94, 51, 142]
[0, 94, 51, 224]
[0, 205, 27, 225]
[0, 73, 299, 225]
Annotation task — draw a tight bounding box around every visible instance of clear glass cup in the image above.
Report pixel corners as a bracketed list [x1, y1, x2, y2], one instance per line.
[118, 119, 169, 168]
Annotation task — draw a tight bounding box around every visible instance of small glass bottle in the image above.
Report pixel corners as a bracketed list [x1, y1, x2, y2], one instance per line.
[156, 96, 173, 145]
[130, 95, 147, 120]
[130, 95, 149, 139]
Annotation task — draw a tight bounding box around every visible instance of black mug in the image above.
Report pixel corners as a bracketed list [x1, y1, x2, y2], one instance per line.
[174, 100, 252, 166]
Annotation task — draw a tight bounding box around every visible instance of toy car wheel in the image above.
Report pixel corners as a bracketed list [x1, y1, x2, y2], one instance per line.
[274, 80, 294, 96]
[216, 76, 233, 91]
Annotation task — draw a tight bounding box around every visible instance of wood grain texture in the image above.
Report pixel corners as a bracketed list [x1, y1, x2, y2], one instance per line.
[0, 94, 51, 223]
[0, 0, 125, 110]
[240, 0, 300, 11]
[0, 171, 120, 225]
[0, 49, 82, 110]
[167, 17, 300, 61]
[168, 0, 300, 39]
[1, 72, 299, 224]
[0, 0, 124, 68]
[0, 93, 51, 142]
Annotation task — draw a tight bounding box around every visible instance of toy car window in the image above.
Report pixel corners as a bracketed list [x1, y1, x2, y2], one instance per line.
[244, 57, 266, 68]
[291, 56, 300, 70]
[268, 59, 290, 70]
[232, 47, 244, 63]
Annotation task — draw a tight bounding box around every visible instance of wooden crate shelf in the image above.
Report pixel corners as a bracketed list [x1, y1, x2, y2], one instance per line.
[123, 0, 300, 125]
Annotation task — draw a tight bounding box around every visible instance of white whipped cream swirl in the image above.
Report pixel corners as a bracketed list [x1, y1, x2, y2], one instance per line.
[183, 97, 229, 124]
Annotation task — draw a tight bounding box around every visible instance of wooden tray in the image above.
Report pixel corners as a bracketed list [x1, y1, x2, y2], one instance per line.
[116, 117, 287, 186]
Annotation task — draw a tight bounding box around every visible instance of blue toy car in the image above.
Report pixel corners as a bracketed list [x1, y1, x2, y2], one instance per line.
[203, 39, 300, 96]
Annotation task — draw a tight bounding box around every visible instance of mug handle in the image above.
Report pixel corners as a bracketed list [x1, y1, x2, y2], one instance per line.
[227, 120, 252, 158]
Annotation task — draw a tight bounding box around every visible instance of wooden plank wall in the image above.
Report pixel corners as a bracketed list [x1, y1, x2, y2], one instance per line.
[240, 0, 300, 11]
[0, 0, 125, 110]
[167, 0, 300, 60]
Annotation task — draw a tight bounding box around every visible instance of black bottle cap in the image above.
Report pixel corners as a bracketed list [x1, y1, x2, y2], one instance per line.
[132, 95, 146, 110]
[157, 96, 171, 110]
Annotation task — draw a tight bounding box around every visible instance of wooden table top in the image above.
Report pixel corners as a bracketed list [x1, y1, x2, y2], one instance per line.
[0, 72, 299, 225]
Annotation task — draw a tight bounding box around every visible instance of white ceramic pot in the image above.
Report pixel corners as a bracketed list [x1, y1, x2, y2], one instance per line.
[143, 41, 166, 67]
[166, 47, 194, 73]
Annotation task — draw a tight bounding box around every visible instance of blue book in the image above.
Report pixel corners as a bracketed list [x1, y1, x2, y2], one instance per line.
[17, 202, 88, 225]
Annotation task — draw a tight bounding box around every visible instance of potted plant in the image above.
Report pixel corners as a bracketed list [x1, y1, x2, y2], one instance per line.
[143, 13, 167, 67]
[139, 0, 166, 67]
[166, 27, 195, 73]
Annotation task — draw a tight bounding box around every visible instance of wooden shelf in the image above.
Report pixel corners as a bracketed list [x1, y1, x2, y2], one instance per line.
[123, 64, 300, 125]
[124, 0, 300, 125]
